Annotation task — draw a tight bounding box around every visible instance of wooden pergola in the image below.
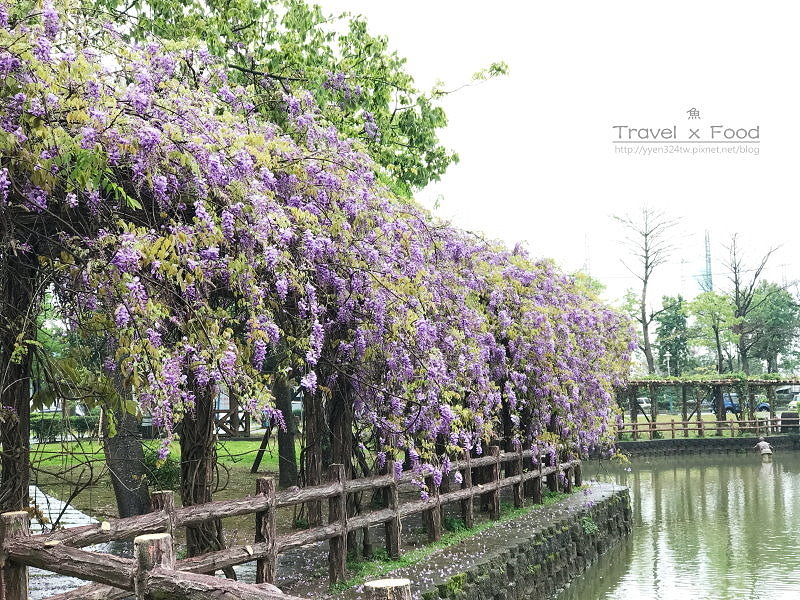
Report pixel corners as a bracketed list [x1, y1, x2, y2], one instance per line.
[618, 378, 800, 425]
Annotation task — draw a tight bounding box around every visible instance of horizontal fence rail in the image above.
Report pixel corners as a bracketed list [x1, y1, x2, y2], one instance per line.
[3, 447, 582, 600]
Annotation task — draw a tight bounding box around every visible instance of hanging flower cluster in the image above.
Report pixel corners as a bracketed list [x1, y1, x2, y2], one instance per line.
[0, 1, 633, 468]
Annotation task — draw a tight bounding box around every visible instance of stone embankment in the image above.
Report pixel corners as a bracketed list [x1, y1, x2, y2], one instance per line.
[343, 483, 631, 600]
[616, 434, 800, 457]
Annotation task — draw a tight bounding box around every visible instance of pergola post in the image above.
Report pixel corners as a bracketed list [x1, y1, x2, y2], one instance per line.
[767, 385, 777, 433]
[648, 382, 657, 438]
[681, 385, 688, 437]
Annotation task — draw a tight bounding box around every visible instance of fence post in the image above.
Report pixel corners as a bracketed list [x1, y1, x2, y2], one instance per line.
[574, 461, 582, 487]
[255, 477, 277, 584]
[1, 511, 29, 600]
[671, 419, 676, 439]
[460, 453, 474, 528]
[563, 459, 573, 494]
[364, 577, 412, 600]
[150, 490, 174, 511]
[327, 463, 347, 584]
[489, 446, 500, 520]
[384, 460, 401, 559]
[512, 447, 524, 508]
[424, 474, 442, 542]
[134, 532, 174, 600]
[546, 451, 558, 494]
[695, 387, 703, 437]
[532, 454, 543, 504]
[150, 490, 175, 537]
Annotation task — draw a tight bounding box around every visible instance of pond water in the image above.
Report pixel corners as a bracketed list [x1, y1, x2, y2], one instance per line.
[557, 451, 800, 600]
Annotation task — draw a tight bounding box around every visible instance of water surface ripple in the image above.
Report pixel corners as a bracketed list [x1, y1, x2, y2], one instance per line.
[557, 451, 800, 600]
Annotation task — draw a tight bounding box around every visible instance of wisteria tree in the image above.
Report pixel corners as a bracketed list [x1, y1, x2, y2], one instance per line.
[1, 0, 631, 563]
[85, 0, 508, 507]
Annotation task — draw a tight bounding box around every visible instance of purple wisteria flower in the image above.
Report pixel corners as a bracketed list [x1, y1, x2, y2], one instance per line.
[300, 371, 317, 392]
[0, 1, 633, 469]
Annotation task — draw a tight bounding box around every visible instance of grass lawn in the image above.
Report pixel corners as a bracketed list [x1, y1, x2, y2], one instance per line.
[30, 437, 300, 473]
[30, 436, 305, 523]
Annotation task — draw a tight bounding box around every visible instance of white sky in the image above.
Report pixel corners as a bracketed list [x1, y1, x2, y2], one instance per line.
[320, 0, 800, 307]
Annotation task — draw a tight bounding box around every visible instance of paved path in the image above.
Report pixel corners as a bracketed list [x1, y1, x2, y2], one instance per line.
[27, 485, 117, 599]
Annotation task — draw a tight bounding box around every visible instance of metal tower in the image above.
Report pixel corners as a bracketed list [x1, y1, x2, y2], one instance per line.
[700, 231, 713, 292]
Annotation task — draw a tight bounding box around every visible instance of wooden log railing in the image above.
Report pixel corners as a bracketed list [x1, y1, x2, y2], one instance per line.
[3, 447, 581, 600]
[617, 415, 796, 440]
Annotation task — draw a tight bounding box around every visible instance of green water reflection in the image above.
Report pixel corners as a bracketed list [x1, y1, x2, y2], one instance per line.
[557, 452, 800, 600]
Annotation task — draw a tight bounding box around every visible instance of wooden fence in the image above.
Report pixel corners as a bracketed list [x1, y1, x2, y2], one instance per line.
[618, 415, 799, 440]
[0, 447, 580, 600]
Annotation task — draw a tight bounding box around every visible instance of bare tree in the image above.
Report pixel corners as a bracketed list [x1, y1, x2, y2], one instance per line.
[615, 208, 680, 374]
[724, 234, 778, 374]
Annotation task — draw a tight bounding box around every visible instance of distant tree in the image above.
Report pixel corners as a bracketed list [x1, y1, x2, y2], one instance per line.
[723, 235, 777, 374]
[614, 208, 680, 373]
[572, 271, 606, 298]
[654, 295, 690, 375]
[688, 291, 738, 374]
[748, 282, 800, 373]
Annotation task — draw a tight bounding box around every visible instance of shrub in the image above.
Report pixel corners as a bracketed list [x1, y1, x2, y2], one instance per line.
[70, 415, 100, 438]
[142, 447, 181, 490]
[581, 515, 600, 535]
[30, 415, 66, 443]
[443, 516, 468, 533]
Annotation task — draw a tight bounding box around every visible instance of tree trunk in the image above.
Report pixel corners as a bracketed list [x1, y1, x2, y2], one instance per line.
[713, 326, 724, 374]
[303, 389, 324, 526]
[640, 284, 656, 374]
[103, 410, 151, 517]
[178, 385, 232, 577]
[500, 391, 514, 451]
[273, 375, 298, 488]
[0, 259, 39, 513]
[104, 337, 151, 518]
[0, 342, 32, 512]
[767, 355, 778, 373]
[714, 385, 724, 434]
[738, 340, 750, 374]
[328, 380, 357, 557]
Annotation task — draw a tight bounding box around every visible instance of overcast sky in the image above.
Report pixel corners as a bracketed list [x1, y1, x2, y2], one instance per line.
[319, 0, 800, 306]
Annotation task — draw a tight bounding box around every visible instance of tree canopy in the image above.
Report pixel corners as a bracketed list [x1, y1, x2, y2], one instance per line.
[654, 295, 689, 376]
[89, 0, 508, 197]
